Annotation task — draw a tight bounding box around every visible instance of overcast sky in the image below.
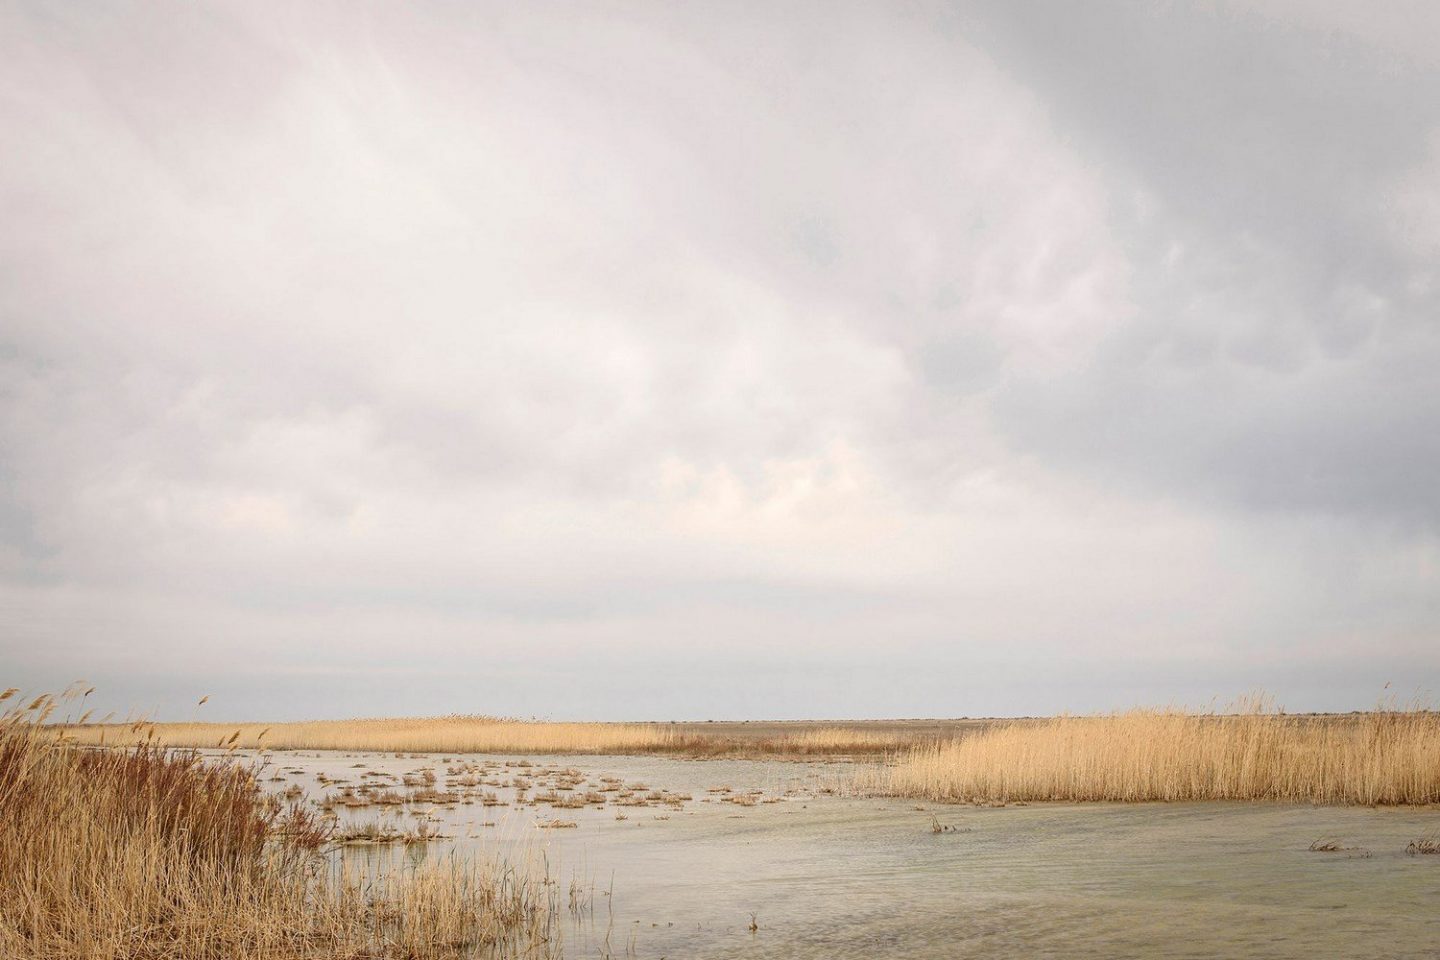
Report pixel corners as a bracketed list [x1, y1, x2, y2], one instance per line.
[3, 1, 1438, 721]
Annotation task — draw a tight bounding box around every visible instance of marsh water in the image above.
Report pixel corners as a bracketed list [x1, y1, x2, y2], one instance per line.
[246, 750, 1440, 959]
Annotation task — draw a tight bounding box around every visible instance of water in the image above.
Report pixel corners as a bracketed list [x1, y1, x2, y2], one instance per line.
[246, 750, 1440, 959]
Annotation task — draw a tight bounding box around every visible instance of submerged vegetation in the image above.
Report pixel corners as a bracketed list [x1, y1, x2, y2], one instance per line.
[0, 689, 571, 960]
[871, 703, 1440, 805]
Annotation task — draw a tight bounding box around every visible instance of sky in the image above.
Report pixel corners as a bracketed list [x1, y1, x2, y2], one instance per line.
[2, 1, 1438, 721]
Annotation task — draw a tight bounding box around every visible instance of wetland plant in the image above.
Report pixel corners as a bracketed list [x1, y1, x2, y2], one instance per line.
[871, 698, 1440, 805]
[58, 714, 676, 755]
[0, 689, 573, 959]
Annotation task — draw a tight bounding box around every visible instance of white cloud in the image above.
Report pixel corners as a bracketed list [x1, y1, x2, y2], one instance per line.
[1, 1, 1436, 717]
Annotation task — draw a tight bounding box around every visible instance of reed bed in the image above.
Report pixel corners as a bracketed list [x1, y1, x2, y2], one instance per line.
[702, 726, 909, 756]
[1, 691, 569, 959]
[869, 705, 1440, 805]
[64, 714, 676, 755]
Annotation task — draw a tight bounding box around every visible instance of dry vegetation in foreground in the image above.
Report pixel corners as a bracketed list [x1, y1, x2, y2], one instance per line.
[61, 715, 923, 757]
[1, 689, 570, 960]
[868, 703, 1440, 805]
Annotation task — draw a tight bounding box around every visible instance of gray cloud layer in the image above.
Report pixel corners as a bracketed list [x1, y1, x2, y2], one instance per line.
[2, 1, 1437, 720]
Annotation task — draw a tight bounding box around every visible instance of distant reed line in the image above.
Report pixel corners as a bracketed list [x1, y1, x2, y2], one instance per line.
[62, 715, 677, 754]
[59, 715, 915, 756]
[868, 705, 1440, 805]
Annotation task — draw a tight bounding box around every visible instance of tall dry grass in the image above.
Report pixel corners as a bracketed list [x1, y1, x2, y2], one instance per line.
[870, 704, 1440, 805]
[670, 726, 911, 756]
[772, 727, 909, 753]
[1, 690, 568, 959]
[64, 715, 675, 755]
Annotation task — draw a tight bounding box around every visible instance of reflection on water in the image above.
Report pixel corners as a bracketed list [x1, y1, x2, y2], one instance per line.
[245, 750, 1440, 958]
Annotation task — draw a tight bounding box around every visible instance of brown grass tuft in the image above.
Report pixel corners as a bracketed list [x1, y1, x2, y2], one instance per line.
[1, 696, 571, 959]
[1406, 837, 1439, 855]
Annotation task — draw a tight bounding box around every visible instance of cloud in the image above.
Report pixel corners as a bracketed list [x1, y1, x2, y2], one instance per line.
[950, 0, 1440, 524]
[0, 1, 1436, 718]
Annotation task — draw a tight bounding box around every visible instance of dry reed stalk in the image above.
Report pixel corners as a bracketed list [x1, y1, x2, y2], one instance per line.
[1, 692, 570, 959]
[865, 702, 1440, 806]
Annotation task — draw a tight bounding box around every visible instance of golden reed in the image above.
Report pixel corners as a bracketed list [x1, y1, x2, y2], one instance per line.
[63, 714, 675, 755]
[1, 688, 568, 960]
[63, 716, 914, 757]
[870, 702, 1440, 805]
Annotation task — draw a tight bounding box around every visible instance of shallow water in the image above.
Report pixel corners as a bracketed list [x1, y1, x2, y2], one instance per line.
[245, 750, 1440, 959]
